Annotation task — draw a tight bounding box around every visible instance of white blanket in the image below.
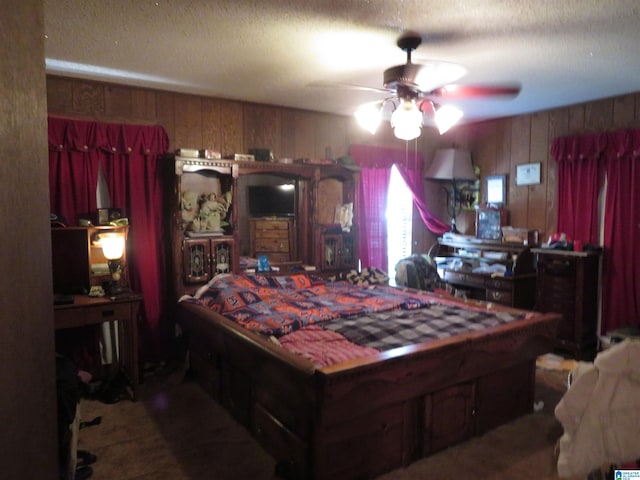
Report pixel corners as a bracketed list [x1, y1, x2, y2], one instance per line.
[555, 339, 640, 477]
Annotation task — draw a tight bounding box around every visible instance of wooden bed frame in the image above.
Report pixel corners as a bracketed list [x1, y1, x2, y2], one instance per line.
[178, 296, 559, 480]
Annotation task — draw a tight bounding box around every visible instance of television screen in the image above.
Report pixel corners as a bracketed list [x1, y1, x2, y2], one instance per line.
[248, 185, 295, 217]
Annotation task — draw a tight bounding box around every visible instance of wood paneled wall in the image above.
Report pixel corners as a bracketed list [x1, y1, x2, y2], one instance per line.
[3, 1, 58, 477]
[453, 93, 640, 243]
[47, 75, 354, 161]
[46, 75, 640, 251]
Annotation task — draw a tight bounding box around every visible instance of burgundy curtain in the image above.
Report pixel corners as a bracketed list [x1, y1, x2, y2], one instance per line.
[551, 129, 640, 333]
[601, 131, 640, 332]
[550, 133, 606, 245]
[349, 144, 449, 270]
[48, 120, 101, 225]
[48, 117, 170, 360]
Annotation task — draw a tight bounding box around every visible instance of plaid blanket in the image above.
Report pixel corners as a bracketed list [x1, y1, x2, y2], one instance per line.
[322, 303, 526, 352]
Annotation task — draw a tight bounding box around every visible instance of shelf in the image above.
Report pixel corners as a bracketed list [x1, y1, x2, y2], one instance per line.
[439, 238, 533, 253]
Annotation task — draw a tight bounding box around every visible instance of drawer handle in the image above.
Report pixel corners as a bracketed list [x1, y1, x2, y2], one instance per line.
[491, 291, 503, 300]
[101, 310, 115, 318]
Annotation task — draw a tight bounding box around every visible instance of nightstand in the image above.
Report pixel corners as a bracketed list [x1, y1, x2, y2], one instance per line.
[54, 294, 143, 394]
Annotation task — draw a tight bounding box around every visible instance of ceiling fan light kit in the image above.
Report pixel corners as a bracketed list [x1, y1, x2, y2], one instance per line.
[350, 33, 520, 141]
[354, 102, 383, 135]
[434, 104, 464, 135]
[390, 98, 423, 141]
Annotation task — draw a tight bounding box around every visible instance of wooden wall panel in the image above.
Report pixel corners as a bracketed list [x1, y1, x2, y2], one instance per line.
[219, 100, 244, 156]
[508, 115, 531, 227]
[131, 89, 157, 122]
[201, 98, 222, 151]
[585, 99, 613, 132]
[46, 76, 74, 115]
[155, 91, 176, 149]
[104, 84, 133, 119]
[73, 81, 105, 116]
[613, 94, 636, 126]
[546, 108, 568, 234]
[3, 2, 59, 477]
[244, 104, 282, 157]
[568, 105, 586, 133]
[174, 94, 203, 149]
[527, 112, 549, 234]
[317, 113, 349, 160]
[290, 110, 316, 160]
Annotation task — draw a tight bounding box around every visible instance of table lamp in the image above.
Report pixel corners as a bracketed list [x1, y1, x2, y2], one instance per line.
[424, 148, 477, 233]
[100, 232, 127, 295]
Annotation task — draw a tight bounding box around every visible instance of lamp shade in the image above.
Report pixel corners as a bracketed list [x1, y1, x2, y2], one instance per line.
[424, 148, 475, 180]
[100, 232, 125, 260]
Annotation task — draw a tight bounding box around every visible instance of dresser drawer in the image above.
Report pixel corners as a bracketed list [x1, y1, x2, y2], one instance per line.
[537, 258, 576, 276]
[484, 277, 512, 290]
[254, 219, 290, 231]
[443, 271, 485, 288]
[54, 302, 131, 328]
[486, 289, 513, 305]
[256, 229, 289, 240]
[255, 238, 290, 253]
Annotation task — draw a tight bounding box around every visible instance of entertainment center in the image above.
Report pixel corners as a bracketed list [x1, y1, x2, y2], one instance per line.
[164, 155, 359, 297]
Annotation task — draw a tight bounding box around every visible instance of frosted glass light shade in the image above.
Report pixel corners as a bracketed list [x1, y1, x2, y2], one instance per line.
[391, 99, 423, 141]
[100, 233, 125, 260]
[434, 104, 463, 134]
[354, 103, 383, 135]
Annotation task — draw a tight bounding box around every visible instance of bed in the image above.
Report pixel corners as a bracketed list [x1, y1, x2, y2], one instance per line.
[178, 272, 559, 480]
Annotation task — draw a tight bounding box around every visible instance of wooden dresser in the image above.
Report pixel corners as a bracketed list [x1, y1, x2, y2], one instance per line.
[249, 217, 295, 263]
[532, 249, 601, 360]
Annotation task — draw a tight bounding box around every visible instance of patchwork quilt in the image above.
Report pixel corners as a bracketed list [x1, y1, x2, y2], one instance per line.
[181, 273, 432, 337]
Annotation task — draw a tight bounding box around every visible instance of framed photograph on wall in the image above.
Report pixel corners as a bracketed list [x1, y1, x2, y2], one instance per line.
[516, 163, 541, 186]
[486, 175, 506, 205]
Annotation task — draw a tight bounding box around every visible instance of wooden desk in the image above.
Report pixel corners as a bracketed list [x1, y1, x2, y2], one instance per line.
[54, 294, 143, 392]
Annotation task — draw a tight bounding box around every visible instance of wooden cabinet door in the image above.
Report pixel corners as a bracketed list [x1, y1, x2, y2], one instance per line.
[183, 237, 235, 284]
[423, 382, 474, 454]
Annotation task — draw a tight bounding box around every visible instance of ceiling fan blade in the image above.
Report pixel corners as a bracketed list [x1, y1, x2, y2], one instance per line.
[308, 80, 390, 95]
[428, 83, 522, 99]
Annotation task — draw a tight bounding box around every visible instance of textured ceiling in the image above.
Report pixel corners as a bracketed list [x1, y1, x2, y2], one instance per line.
[44, 0, 640, 127]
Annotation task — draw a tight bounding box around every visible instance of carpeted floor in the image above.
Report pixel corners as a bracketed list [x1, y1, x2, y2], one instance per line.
[75, 363, 576, 480]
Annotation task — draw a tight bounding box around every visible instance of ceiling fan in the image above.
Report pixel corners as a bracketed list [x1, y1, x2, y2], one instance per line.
[328, 33, 521, 140]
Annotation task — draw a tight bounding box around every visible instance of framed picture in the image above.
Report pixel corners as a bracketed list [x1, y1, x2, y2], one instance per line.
[516, 163, 541, 186]
[475, 205, 506, 240]
[486, 175, 506, 205]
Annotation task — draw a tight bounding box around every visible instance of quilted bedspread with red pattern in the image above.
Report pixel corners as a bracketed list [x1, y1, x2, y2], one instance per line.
[181, 273, 432, 337]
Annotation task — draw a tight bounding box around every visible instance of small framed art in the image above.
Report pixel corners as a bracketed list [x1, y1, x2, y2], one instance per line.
[516, 163, 541, 186]
[486, 175, 506, 205]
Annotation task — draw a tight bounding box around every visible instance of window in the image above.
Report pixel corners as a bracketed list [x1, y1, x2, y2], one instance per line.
[386, 165, 413, 284]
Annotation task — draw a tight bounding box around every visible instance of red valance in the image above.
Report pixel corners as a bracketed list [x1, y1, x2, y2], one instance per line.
[349, 143, 423, 171]
[48, 117, 169, 156]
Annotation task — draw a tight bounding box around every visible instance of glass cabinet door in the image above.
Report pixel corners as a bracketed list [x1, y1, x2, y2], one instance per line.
[322, 236, 338, 269]
[183, 239, 210, 284]
[340, 234, 354, 268]
[211, 240, 232, 274]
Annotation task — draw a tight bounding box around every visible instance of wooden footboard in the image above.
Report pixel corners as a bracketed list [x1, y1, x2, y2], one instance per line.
[178, 301, 559, 480]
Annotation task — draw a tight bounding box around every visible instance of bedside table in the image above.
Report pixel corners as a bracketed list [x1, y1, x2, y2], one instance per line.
[54, 294, 143, 393]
